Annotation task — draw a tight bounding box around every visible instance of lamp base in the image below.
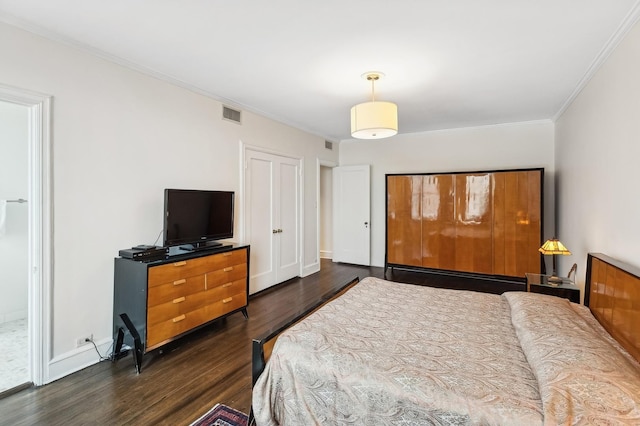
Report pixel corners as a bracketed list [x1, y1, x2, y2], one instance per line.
[547, 275, 563, 286]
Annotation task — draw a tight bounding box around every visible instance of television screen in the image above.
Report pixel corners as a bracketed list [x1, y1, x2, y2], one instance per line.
[163, 189, 234, 247]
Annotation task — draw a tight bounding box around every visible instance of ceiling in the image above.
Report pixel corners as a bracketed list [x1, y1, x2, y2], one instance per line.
[1, 1, 639, 142]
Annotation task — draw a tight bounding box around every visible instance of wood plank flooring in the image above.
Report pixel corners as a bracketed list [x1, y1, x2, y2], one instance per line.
[0, 260, 524, 426]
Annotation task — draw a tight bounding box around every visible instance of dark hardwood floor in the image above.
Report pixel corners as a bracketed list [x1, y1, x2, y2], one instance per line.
[0, 260, 525, 426]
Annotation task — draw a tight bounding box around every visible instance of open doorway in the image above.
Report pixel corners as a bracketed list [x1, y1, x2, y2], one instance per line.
[319, 164, 334, 261]
[0, 100, 29, 393]
[0, 84, 52, 392]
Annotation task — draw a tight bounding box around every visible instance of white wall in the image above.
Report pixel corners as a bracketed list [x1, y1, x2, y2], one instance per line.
[339, 121, 556, 267]
[0, 21, 338, 381]
[0, 100, 29, 322]
[555, 18, 640, 287]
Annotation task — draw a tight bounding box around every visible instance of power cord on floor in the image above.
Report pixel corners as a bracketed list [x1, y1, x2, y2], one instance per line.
[87, 337, 112, 362]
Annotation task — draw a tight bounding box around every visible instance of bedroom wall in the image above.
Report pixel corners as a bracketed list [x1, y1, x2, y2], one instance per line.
[0, 21, 338, 381]
[555, 18, 640, 287]
[339, 121, 556, 268]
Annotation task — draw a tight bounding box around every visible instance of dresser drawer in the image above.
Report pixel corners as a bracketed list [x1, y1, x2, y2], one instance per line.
[147, 291, 208, 326]
[148, 256, 211, 286]
[206, 278, 246, 302]
[146, 306, 211, 349]
[206, 263, 247, 287]
[205, 248, 248, 270]
[147, 275, 205, 307]
[207, 291, 247, 319]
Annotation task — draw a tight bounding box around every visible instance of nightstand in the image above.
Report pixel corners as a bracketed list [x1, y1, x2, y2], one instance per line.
[525, 273, 580, 303]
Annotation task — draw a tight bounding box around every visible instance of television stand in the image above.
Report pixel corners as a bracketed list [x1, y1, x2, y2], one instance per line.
[113, 244, 250, 373]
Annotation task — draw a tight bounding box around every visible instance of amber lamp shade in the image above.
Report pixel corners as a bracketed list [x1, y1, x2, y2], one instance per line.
[539, 238, 571, 283]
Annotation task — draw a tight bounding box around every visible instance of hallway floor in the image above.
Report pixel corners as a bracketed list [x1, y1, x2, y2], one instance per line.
[0, 318, 28, 393]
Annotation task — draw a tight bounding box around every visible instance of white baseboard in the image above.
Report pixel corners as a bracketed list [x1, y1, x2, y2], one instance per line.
[319, 250, 332, 259]
[0, 309, 28, 324]
[302, 261, 320, 277]
[46, 337, 113, 384]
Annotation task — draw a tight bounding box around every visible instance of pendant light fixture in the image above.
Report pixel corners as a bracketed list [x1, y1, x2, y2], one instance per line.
[350, 72, 398, 139]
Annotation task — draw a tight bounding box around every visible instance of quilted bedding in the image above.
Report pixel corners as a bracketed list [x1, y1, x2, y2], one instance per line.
[252, 277, 640, 425]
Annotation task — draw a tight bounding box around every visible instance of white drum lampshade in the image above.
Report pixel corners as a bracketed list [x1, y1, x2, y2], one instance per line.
[350, 72, 398, 140]
[350, 101, 398, 139]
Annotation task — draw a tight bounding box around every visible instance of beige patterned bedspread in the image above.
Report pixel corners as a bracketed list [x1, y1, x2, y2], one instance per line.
[252, 277, 640, 425]
[505, 292, 640, 424]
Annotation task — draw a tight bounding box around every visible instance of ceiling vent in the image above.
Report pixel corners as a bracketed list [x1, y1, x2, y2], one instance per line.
[222, 106, 242, 124]
[325, 140, 333, 150]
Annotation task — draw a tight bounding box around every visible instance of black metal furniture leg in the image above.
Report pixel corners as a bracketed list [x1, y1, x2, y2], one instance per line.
[119, 313, 143, 374]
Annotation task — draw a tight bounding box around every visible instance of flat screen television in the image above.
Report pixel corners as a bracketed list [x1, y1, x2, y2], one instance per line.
[163, 189, 234, 249]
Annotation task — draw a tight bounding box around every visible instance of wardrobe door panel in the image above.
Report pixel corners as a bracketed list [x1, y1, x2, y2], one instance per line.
[454, 174, 493, 274]
[493, 170, 542, 276]
[421, 175, 456, 270]
[494, 172, 519, 274]
[522, 170, 542, 274]
[492, 173, 507, 275]
[514, 172, 531, 275]
[387, 175, 422, 266]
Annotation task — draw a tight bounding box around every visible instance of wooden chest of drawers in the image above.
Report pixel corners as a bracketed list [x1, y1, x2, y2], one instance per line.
[113, 245, 249, 372]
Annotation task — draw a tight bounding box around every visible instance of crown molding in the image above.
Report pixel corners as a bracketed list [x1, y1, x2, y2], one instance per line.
[0, 12, 332, 141]
[553, 0, 640, 121]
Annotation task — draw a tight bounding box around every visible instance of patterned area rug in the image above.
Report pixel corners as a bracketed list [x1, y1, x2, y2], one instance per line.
[190, 403, 248, 426]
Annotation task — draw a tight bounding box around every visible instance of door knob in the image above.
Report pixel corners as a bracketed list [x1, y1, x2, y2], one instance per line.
[278, 229, 283, 233]
[364, 221, 369, 228]
[272, 229, 278, 234]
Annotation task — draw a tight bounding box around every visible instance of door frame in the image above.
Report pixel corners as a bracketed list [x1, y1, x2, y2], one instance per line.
[0, 84, 52, 386]
[239, 142, 304, 289]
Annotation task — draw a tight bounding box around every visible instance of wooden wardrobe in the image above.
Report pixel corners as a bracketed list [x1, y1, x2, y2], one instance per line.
[386, 168, 543, 279]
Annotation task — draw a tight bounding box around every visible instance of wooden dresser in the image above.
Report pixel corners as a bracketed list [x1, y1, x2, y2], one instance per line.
[113, 244, 249, 372]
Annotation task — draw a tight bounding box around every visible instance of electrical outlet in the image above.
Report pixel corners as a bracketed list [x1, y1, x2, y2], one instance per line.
[76, 334, 93, 347]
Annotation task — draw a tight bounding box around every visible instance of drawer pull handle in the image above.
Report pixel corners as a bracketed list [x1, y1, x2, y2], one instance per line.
[223, 252, 233, 256]
[222, 283, 233, 288]
[173, 261, 187, 267]
[222, 297, 233, 304]
[172, 314, 186, 323]
[173, 297, 186, 304]
[223, 267, 233, 272]
[173, 279, 186, 286]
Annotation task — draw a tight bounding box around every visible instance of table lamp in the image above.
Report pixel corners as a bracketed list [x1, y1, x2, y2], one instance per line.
[539, 238, 571, 284]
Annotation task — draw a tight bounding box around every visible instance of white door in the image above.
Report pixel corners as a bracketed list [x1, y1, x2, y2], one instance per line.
[245, 149, 300, 294]
[333, 165, 371, 265]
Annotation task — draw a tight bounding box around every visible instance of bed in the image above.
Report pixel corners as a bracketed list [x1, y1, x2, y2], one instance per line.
[251, 253, 640, 425]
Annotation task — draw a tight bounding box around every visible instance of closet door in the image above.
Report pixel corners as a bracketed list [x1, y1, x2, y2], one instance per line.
[454, 173, 493, 274]
[275, 159, 301, 281]
[492, 170, 542, 276]
[387, 175, 421, 266]
[421, 174, 456, 270]
[245, 149, 301, 294]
